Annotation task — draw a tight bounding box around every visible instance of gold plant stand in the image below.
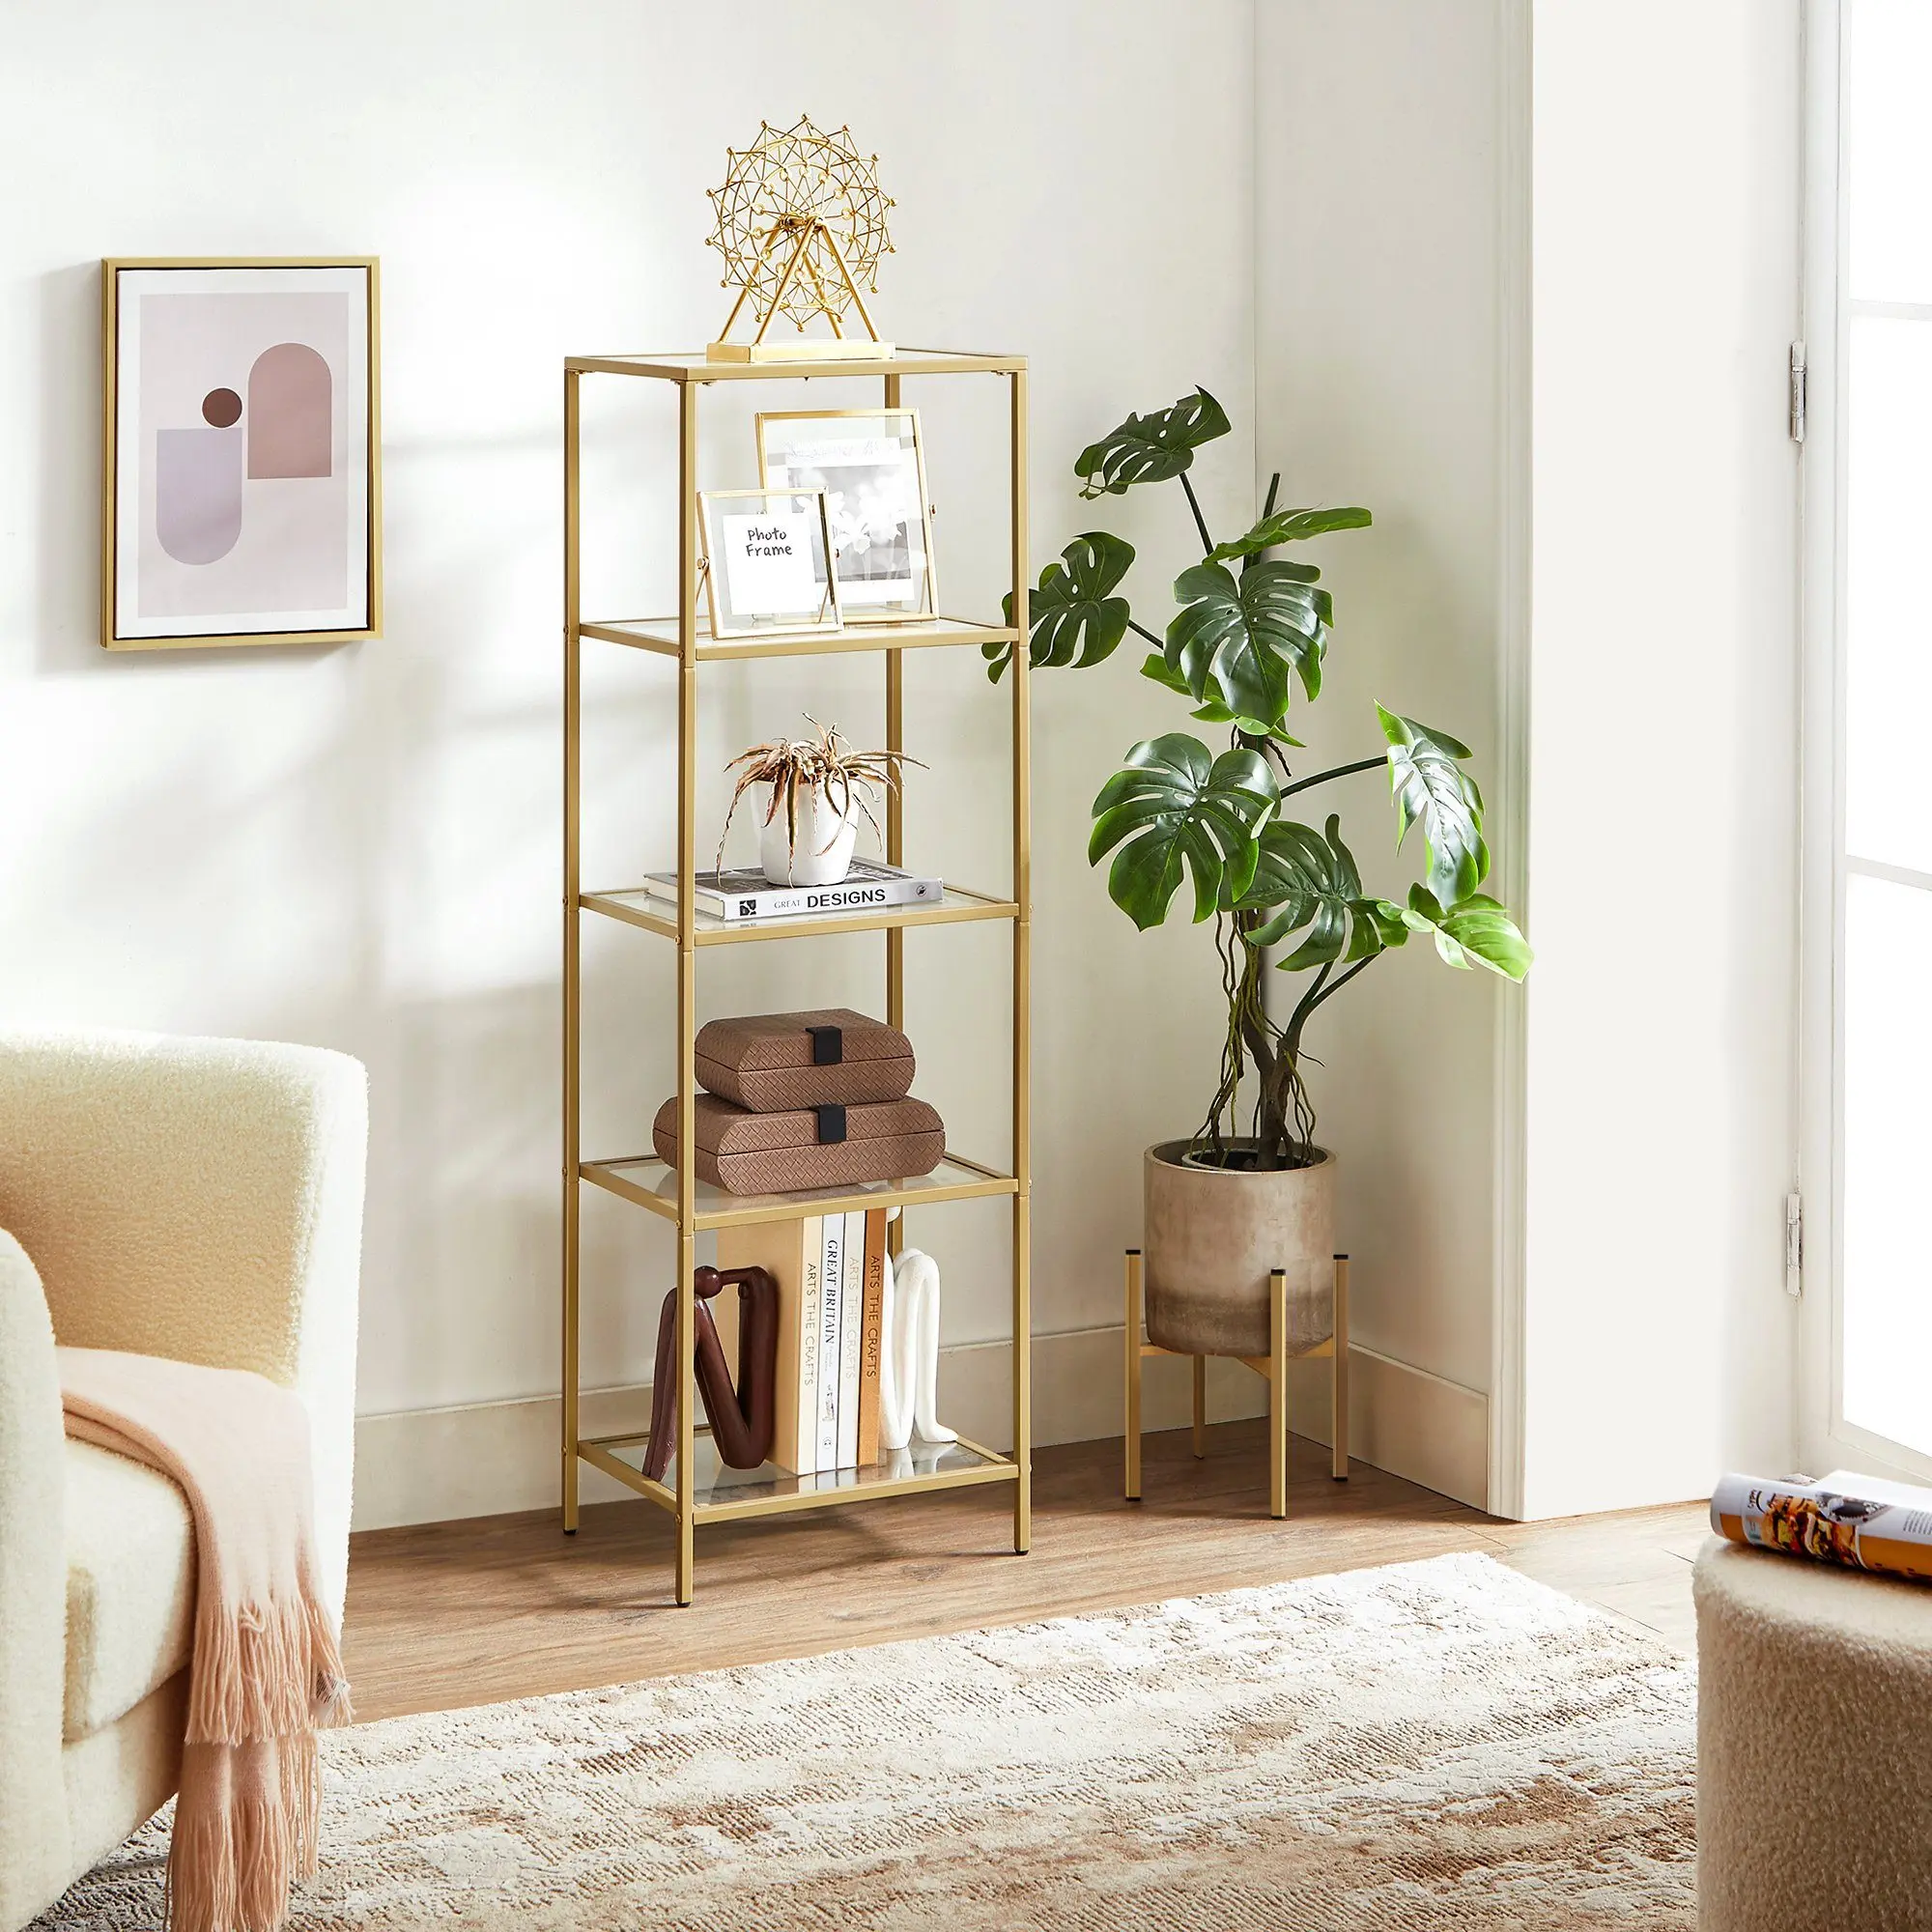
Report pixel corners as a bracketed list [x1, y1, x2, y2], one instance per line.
[1123, 1251, 1350, 1518]
[561, 348, 1031, 1605]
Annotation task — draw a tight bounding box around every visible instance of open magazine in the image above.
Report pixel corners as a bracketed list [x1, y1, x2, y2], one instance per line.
[1712, 1470, 1932, 1583]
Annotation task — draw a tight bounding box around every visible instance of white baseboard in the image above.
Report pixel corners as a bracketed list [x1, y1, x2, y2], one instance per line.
[352, 1327, 1489, 1531]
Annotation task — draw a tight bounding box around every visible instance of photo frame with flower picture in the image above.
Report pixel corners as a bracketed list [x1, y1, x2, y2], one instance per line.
[756, 407, 935, 622]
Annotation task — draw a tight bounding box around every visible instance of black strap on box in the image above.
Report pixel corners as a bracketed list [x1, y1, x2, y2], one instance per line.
[815, 1104, 847, 1144]
[808, 1024, 844, 1065]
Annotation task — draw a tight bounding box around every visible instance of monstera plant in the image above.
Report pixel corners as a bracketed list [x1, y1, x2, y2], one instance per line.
[990, 387, 1530, 1181]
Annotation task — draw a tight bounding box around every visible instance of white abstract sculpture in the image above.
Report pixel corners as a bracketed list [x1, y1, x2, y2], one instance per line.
[878, 1247, 955, 1453]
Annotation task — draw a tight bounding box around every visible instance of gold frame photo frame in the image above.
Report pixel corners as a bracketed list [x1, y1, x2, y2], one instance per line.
[754, 407, 935, 623]
[696, 486, 842, 639]
[100, 255, 383, 651]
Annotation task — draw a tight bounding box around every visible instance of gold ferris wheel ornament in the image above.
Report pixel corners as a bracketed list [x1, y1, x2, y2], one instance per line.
[704, 115, 896, 362]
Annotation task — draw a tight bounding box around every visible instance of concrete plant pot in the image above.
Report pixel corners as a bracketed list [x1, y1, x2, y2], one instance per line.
[1143, 1141, 1336, 1358]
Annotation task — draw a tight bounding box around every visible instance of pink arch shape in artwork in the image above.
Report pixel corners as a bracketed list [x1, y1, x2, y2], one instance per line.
[246, 341, 332, 479]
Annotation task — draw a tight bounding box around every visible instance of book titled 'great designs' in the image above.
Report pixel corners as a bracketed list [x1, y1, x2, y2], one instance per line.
[644, 857, 942, 923]
[717, 1208, 889, 1475]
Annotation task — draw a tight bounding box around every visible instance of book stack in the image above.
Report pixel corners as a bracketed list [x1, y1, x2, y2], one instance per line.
[644, 857, 943, 924]
[717, 1210, 889, 1472]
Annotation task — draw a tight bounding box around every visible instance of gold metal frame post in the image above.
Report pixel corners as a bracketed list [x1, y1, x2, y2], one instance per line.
[884, 369, 905, 1268]
[1122, 1252, 1350, 1516]
[673, 382, 700, 1606]
[561, 365, 581, 1536]
[1331, 1254, 1350, 1480]
[1009, 363, 1033, 1558]
[1124, 1249, 1143, 1501]
[1268, 1267, 1289, 1520]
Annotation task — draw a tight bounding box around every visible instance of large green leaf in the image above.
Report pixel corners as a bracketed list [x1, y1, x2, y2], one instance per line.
[1238, 816, 1400, 971]
[1089, 734, 1278, 929]
[1138, 652, 1303, 743]
[1164, 560, 1332, 731]
[1379, 886, 1532, 980]
[1076, 388, 1231, 499]
[1378, 704, 1490, 904]
[988, 531, 1135, 682]
[1207, 504, 1374, 565]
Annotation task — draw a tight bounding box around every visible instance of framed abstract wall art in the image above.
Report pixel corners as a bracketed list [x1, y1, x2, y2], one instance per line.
[100, 257, 381, 650]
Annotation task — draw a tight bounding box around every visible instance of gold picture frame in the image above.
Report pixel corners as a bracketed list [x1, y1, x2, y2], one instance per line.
[696, 486, 842, 639]
[100, 255, 383, 651]
[754, 407, 935, 623]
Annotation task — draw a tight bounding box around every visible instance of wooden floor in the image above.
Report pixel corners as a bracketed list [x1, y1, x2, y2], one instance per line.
[344, 1419, 1709, 1724]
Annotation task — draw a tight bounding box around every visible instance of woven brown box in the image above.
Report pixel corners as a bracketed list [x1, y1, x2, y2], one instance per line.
[652, 1092, 944, 1196]
[694, 1008, 915, 1113]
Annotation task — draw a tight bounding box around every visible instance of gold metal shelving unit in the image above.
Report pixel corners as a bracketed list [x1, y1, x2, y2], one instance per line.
[561, 347, 1031, 1605]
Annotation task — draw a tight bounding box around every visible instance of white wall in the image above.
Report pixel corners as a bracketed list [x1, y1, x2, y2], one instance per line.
[1257, 0, 1804, 1519]
[0, 3, 1254, 1481]
[1516, 0, 1803, 1515]
[0, 0, 1808, 1526]
[1254, 1, 1517, 1418]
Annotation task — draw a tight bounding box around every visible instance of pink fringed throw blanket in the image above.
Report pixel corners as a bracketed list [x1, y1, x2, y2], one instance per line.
[59, 1348, 352, 1932]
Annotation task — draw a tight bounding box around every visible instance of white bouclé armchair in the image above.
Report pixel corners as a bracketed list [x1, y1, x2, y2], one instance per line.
[0, 1031, 366, 1929]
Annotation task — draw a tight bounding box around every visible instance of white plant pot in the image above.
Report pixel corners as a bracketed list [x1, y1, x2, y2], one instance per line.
[757, 781, 861, 887]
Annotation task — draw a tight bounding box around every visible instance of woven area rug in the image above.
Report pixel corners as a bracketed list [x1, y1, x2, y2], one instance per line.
[42, 1551, 1695, 1930]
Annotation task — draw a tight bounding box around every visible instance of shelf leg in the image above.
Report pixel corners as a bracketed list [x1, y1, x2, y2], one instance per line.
[1009, 364, 1032, 1559]
[1192, 1353, 1207, 1460]
[560, 363, 582, 1537]
[1332, 1254, 1350, 1481]
[675, 1231, 696, 1605]
[885, 369, 905, 1275]
[1124, 1249, 1143, 1501]
[1269, 1266, 1288, 1520]
[672, 373, 700, 1606]
[1011, 1187, 1032, 1555]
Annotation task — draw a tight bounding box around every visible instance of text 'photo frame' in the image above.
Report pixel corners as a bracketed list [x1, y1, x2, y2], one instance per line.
[697, 487, 842, 639]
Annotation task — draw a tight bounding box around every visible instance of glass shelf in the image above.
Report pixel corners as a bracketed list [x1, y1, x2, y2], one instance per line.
[565, 347, 1025, 385]
[578, 611, 1017, 663]
[580, 882, 1016, 946]
[585, 1432, 1017, 1523]
[580, 1150, 1015, 1231]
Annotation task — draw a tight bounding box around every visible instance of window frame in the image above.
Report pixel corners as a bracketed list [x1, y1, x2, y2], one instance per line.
[1798, 0, 1932, 1484]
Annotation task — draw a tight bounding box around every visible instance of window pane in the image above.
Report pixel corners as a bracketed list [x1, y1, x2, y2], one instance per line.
[1849, 0, 1932, 303]
[1844, 314, 1932, 872]
[1842, 872, 1932, 1458]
